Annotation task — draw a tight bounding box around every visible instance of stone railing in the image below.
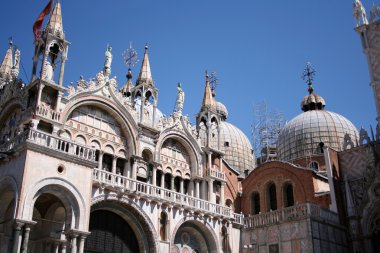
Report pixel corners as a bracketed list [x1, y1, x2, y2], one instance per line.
[36, 105, 61, 122]
[205, 167, 225, 181]
[160, 154, 190, 171]
[93, 168, 238, 220]
[0, 130, 29, 153]
[27, 129, 96, 161]
[244, 203, 340, 228]
[233, 212, 244, 225]
[0, 129, 96, 162]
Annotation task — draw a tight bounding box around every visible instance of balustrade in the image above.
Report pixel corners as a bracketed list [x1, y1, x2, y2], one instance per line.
[205, 167, 225, 181]
[244, 203, 340, 228]
[36, 105, 61, 122]
[92, 168, 236, 219]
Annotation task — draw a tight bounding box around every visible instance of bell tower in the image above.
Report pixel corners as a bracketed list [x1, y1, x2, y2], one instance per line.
[355, 1, 380, 126]
[27, 0, 68, 132]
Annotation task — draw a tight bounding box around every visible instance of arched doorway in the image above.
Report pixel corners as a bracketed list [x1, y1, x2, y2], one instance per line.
[89, 199, 159, 253]
[84, 210, 139, 253]
[0, 177, 17, 253]
[172, 220, 219, 253]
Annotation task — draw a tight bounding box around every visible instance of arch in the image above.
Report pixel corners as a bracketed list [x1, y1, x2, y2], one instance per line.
[91, 196, 160, 253]
[266, 181, 277, 211]
[283, 182, 294, 207]
[61, 97, 139, 156]
[159, 211, 169, 241]
[142, 148, 154, 163]
[0, 176, 19, 237]
[22, 178, 86, 230]
[59, 129, 72, 140]
[171, 218, 220, 253]
[156, 133, 201, 176]
[308, 161, 319, 171]
[90, 139, 101, 150]
[250, 191, 260, 215]
[75, 134, 87, 145]
[104, 144, 115, 155]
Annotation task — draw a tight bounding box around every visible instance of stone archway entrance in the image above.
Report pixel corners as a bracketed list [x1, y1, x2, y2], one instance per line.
[171, 220, 219, 253]
[84, 210, 139, 253]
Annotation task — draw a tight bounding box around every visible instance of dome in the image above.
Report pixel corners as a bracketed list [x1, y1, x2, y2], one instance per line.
[277, 110, 359, 161]
[210, 121, 255, 174]
[215, 101, 228, 119]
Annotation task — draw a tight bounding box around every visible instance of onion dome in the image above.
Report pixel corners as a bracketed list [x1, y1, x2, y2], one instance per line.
[277, 63, 358, 161]
[210, 121, 255, 174]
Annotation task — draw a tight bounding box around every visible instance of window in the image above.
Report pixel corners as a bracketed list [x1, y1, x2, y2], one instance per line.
[283, 183, 294, 207]
[309, 161, 319, 171]
[250, 192, 260, 215]
[267, 183, 277, 211]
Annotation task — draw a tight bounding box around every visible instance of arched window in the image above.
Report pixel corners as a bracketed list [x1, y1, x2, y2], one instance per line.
[250, 192, 260, 215]
[309, 161, 319, 171]
[267, 183, 277, 211]
[283, 183, 294, 207]
[160, 212, 168, 241]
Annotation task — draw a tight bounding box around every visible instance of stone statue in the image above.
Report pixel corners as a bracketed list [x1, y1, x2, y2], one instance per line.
[42, 60, 54, 81]
[175, 83, 185, 114]
[11, 48, 20, 78]
[354, 0, 368, 26]
[104, 46, 113, 76]
[77, 75, 87, 91]
[370, 4, 380, 23]
[68, 83, 75, 96]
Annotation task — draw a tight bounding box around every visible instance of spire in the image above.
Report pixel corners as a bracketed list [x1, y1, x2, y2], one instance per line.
[201, 71, 215, 110]
[46, 0, 64, 38]
[0, 40, 14, 79]
[137, 45, 153, 86]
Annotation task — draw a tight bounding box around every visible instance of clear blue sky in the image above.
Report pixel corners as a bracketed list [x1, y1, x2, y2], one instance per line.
[0, 0, 376, 140]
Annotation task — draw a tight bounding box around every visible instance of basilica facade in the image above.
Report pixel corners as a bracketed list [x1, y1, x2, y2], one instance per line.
[0, 1, 380, 253]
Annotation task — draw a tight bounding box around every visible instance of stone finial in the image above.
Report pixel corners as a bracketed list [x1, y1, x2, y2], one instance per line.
[201, 71, 215, 110]
[11, 48, 20, 79]
[353, 0, 369, 27]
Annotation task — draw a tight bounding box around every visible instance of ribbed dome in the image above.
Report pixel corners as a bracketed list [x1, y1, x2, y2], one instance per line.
[277, 110, 359, 161]
[209, 121, 255, 174]
[215, 101, 228, 119]
[301, 93, 325, 112]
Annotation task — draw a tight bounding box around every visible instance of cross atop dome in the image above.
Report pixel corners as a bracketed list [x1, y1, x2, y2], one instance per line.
[302, 62, 316, 95]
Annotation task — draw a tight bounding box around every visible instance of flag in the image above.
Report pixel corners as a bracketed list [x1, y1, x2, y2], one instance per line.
[33, 0, 53, 41]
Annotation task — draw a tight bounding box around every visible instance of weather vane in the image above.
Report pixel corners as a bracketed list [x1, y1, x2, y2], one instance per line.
[301, 62, 316, 94]
[209, 70, 218, 93]
[122, 42, 139, 70]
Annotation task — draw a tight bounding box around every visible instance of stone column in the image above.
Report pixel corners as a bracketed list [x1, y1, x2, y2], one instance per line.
[53, 242, 59, 253]
[37, 83, 45, 106]
[131, 162, 137, 180]
[58, 56, 67, 86]
[98, 151, 103, 170]
[171, 176, 175, 191]
[201, 180, 206, 200]
[78, 235, 86, 253]
[11, 222, 23, 253]
[195, 180, 200, 198]
[55, 91, 63, 112]
[152, 167, 157, 186]
[180, 179, 184, 194]
[208, 179, 214, 202]
[161, 172, 165, 188]
[111, 156, 117, 174]
[70, 234, 78, 253]
[208, 152, 212, 170]
[20, 225, 31, 253]
[123, 160, 129, 177]
[61, 244, 66, 253]
[220, 182, 225, 206]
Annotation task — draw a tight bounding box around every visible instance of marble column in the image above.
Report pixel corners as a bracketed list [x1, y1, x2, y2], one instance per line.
[111, 156, 117, 174]
[20, 225, 31, 253]
[195, 180, 200, 198]
[208, 179, 214, 202]
[180, 179, 184, 194]
[161, 172, 165, 188]
[171, 176, 175, 191]
[70, 235, 77, 253]
[152, 167, 157, 186]
[123, 160, 129, 177]
[132, 162, 137, 180]
[208, 152, 212, 170]
[78, 235, 86, 253]
[61, 244, 66, 253]
[55, 91, 63, 112]
[220, 182, 225, 205]
[97, 151, 103, 170]
[11, 222, 23, 253]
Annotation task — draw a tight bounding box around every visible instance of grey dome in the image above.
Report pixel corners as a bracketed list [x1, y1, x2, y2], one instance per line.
[277, 110, 359, 161]
[210, 121, 255, 174]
